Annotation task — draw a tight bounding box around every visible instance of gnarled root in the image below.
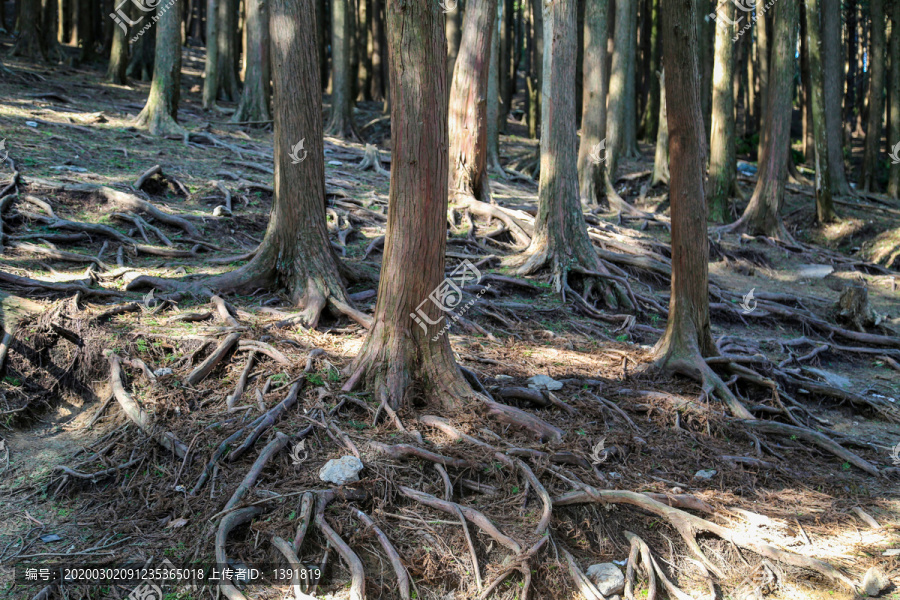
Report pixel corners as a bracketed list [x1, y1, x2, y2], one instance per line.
[216, 506, 263, 600]
[354, 508, 411, 600]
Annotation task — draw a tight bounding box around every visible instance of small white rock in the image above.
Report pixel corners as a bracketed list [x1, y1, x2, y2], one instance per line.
[327, 160, 343, 166]
[25, 121, 38, 127]
[526, 374, 563, 391]
[694, 469, 717, 480]
[862, 566, 889, 596]
[586, 563, 625, 596]
[318, 456, 364, 485]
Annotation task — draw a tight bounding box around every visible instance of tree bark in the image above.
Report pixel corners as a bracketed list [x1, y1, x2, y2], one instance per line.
[76, 0, 95, 61]
[890, 0, 900, 197]
[448, 0, 498, 202]
[135, 0, 183, 136]
[127, 5, 155, 81]
[799, 2, 813, 162]
[707, 0, 737, 223]
[10, 0, 46, 59]
[650, 67, 668, 187]
[203, 0, 219, 108]
[231, 0, 271, 123]
[499, 0, 514, 132]
[805, 0, 836, 222]
[446, 0, 464, 89]
[606, 0, 636, 181]
[755, 0, 770, 164]
[370, 0, 384, 100]
[861, 0, 885, 192]
[358, 0, 372, 101]
[527, 0, 543, 139]
[654, 0, 752, 421]
[486, 0, 503, 174]
[621, 0, 641, 157]
[729, 0, 798, 240]
[344, 0, 473, 409]
[845, 0, 859, 145]
[216, 0, 240, 101]
[822, 0, 853, 196]
[576, 0, 609, 207]
[326, 0, 360, 139]
[106, 8, 128, 84]
[639, 0, 660, 142]
[200, 0, 359, 329]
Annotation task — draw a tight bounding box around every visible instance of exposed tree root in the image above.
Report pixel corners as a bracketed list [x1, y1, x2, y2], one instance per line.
[315, 507, 365, 600]
[222, 432, 290, 512]
[216, 506, 264, 600]
[271, 535, 316, 600]
[354, 508, 411, 600]
[185, 332, 241, 386]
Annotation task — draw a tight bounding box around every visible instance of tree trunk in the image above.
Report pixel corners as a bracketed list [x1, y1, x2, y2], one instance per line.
[650, 67, 668, 187]
[731, 0, 798, 240]
[318, 0, 328, 89]
[448, 0, 497, 202]
[216, 0, 240, 101]
[639, 0, 660, 142]
[486, 0, 504, 174]
[370, 0, 384, 100]
[654, 0, 752, 421]
[499, 0, 514, 132]
[10, 0, 45, 59]
[755, 0, 770, 163]
[77, 0, 95, 61]
[326, 0, 360, 139]
[527, 0, 543, 139]
[513, 0, 625, 309]
[203, 0, 219, 108]
[805, 0, 836, 222]
[621, 0, 640, 157]
[344, 0, 473, 409]
[890, 0, 900, 197]
[800, 1, 813, 162]
[861, 0, 885, 192]
[231, 0, 270, 123]
[605, 0, 638, 181]
[707, 0, 737, 223]
[203, 0, 360, 330]
[845, 0, 858, 145]
[127, 6, 156, 81]
[135, 0, 183, 136]
[106, 6, 128, 84]
[41, 0, 62, 61]
[822, 0, 853, 196]
[446, 0, 464, 89]
[358, 0, 372, 101]
[576, 0, 609, 207]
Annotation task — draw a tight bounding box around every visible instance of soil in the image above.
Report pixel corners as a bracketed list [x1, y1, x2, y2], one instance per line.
[1, 45, 899, 600]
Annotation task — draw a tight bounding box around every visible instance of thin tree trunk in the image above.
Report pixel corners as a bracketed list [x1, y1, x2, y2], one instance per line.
[605, 0, 635, 180]
[756, 0, 770, 163]
[318, 0, 327, 89]
[731, 0, 798, 240]
[106, 6, 128, 83]
[806, 0, 836, 221]
[577, 0, 609, 207]
[358, 0, 372, 101]
[650, 68, 668, 187]
[822, 0, 853, 196]
[708, 0, 736, 224]
[127, 6, 155, 81]
[10, 0, 45, 59]
[216, 0, 240, 101]
[862, 0, 886, 192]
[446, 0, 464, 91]
[231, 0, 270, 123]
[77, 0, 94, 61]
[846, 0, 858, 146]
[203, 0, 219, 108]
[800, 2, 813, 162]
[135, 0, 183, 136]
[654, 0, 751, 421]
[326, 0, 360, 139]
[370, 0, 384, 100]
[344, 0, 473, 409]
[528, 0, 543, 139]
[640, 0, 660, 142]
[448, 0, 498, 202]
[487, 0, 504, 174]
[498, 0, 513, 132]
[890, 0, 900, 197]
[621, 0, 640, 157]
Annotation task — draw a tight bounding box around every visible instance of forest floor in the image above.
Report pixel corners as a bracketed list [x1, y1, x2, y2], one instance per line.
[1, 49, 900, 600]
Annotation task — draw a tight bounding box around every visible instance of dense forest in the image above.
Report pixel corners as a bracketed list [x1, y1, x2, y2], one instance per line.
[0, 0, 899, 598]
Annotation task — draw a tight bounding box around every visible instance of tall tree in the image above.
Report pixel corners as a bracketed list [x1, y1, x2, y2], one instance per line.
[805, 0, 836, 221]
[890, 0, 900, 197]
[621, 0, 641, 158]
[326, 0, 361, 139]
[654, 0, 752, 421]
[726, 0, 799, 239]
[861, 0, 886, 192]
[707, 0, 737, 223]
[486, 0, 504, 174]
[231, 0, 271, 123]
[127, 5, 156, 81]
[106, 14, 129, 84]
[216, 0, 241, 101]
[822, 0, 853, 196]
[135, 1, 184, 136]
[649, 67, 669, 188]
[448, 0, 498, 203]
[446, 0, 464, 87]
[512, 0, 627, 308]
[576, 0, 609, 207]
[755, 0, 770, 164]
[344, 0, 474, 408]
[639, 0, 660, 142]
[9, 0, 46, 59]
[606, 0, 636, 185]
[203, 0, 220, 109]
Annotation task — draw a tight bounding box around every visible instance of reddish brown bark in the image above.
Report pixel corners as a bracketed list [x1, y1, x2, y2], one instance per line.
[344, 0, 473, 409]
[448, 0, 497, 203]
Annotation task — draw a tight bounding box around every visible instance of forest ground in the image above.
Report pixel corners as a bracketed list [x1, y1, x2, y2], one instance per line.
[1, 49, 899, 600]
